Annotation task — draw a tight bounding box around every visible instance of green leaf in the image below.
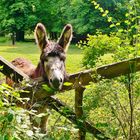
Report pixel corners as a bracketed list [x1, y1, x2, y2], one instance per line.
[107, 17, 112, 22]
[118, 29, 123, 33]
[42, 84, 56, 94]
[99, 7, 104, 13]
[125, 20, 130, 25]
[85, 85, 91, 89]
[105, 10, 109, 14]
[109, 24, 115, 28]
[125, 13, 129, 17]
[0, 116, 6, 121]
[7, 113, 14, 122]
[102, 13, 107, 17]
[95, 4, 100, 9]
[116, 22, 120, 26]
[4, 135, 8, 140]
[0, 65, 3, 70]
[63, 82, 73, 86]
[92, 1, 97, 6]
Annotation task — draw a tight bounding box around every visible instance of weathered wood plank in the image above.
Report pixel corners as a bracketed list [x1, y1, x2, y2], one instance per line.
[97, 57, 140, 78]
[64, 56, 140, 90]
[0, 56, 29, 82]
[75, 84, 86, 140]
[1, 56, 140, 94]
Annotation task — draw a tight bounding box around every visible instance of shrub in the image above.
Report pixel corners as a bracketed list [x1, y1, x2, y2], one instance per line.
[79, 0, 140, 139]
[78, 33, 121, 68]
[83, 74, 140, 139]
[0, 83, 48, 140]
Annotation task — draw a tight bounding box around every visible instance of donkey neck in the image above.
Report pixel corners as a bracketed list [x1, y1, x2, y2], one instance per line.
[31, 62, 47, 80]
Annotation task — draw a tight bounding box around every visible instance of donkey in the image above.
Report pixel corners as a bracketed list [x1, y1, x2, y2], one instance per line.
[6, 23, 73, 133]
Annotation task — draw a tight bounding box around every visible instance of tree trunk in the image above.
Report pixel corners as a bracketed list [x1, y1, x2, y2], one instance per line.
[11, 32, 15, 45]
[16, 30, 25, 41]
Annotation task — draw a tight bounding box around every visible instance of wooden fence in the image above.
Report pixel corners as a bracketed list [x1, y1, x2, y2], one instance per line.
[1, 56, 140, 140]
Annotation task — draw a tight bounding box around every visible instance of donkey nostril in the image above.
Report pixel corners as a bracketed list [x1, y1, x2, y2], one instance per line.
[60, 78, 63, 83]
[50, 79, 53, 83]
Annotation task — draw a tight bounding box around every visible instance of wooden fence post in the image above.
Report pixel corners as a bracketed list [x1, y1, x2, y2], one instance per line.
[75, 81, 86, 140]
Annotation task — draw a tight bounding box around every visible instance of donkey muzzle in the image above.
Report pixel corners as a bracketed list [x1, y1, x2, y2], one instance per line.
[50, 77, 63, 90]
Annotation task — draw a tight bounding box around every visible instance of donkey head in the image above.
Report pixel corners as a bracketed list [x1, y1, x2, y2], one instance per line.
[35, 23, 72, 90]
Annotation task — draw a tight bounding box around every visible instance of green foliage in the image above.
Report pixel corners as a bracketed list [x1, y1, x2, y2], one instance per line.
[0, 0, 40, 34]
[0, 83, 51, 140]
[80, 0, 140, 68]
[0, 0, 131, 40]
[80, 0, 140, 139]
[83, 74, 140, 139]
[78, 33, 121, 68]
[63, 82, 73, 86]
[42, 84, 56, 94]
[0, 84, 30, 139]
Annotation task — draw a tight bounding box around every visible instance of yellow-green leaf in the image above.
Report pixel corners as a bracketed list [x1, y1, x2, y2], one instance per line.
[63, 82, 73, 86]
[116, 22, 120, 26]
[42, 84, 56, 93]
[95, 4, 100, 9]
[105, 10, 109, 14]
[99, 7, 104, 13]
[108, 17, 112, 22]
[92, 1, 97, 5]
[110, 24, 115, 28]
[102, 13, 107, 17]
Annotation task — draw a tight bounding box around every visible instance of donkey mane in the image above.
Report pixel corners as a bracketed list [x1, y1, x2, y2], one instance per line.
[41, 43, 66, 61]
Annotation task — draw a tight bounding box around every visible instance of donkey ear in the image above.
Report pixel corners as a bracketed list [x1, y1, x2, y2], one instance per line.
[34, 23, 48, 50]
[57, 24, 73, 52]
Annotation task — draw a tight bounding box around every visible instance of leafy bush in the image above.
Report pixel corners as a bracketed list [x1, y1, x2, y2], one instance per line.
[78, 33, 122, 68]
[80, 0, 140, 68]
[0, 37, 9, 43]
[0, 80, 79, 140]
[83, 74, 140, 139]
[0, 83, 49, 140]
[79, 0, 140, 139]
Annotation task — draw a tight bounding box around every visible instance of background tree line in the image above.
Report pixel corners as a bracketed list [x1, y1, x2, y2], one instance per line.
[0, 0, 131, 42]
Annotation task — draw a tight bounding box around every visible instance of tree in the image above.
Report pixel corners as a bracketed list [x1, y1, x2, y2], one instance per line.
[36, 0, 71, 39]
[0, 0, 40, 41]
[64, 0, 129, 41]
[0, 0, 133, 42]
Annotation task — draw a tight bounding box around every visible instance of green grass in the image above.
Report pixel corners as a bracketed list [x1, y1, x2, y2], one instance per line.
[0, 41, 83, 73]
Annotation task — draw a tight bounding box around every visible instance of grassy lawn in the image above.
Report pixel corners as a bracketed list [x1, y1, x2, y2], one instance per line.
[0, 41, 83, 73]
